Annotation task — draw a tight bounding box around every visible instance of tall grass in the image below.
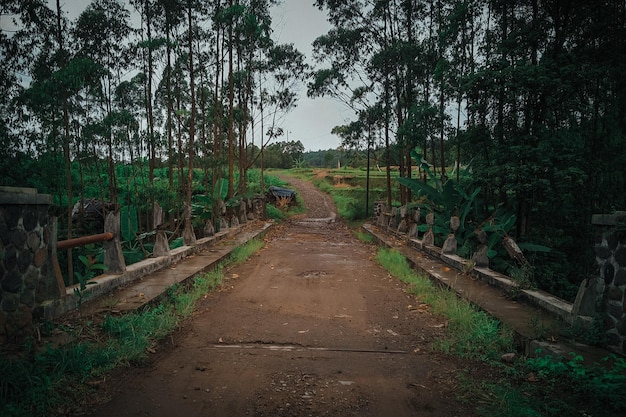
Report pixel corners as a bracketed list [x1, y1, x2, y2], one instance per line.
[375, 248, 514, 361]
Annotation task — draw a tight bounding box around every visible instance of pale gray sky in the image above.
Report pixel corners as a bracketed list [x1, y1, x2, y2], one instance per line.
[25, 0, 350, 151]
[270, 0, 352, 151]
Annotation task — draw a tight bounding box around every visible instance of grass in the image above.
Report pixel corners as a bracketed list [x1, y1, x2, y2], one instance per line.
[375, 248, 514, 361]
[354, 230, 374, 243]
[374, 246, 626, 417]
[0, 238, 265, 417]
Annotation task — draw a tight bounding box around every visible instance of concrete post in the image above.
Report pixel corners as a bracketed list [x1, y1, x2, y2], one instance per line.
[103, 212, 126, 274]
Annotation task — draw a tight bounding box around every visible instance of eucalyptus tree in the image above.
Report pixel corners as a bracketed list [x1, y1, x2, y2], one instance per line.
[73, 0, 132, 203]
[1, 0, 58, 168]
[185, 0, 201, 207]
[311, 0, 399, 206]
[15, 0, 109, 281]
[233, 0, 274, 195]
[0, 1, 55, 158]
[222, 0, 240, 198]
[211, 0, 305, 197]
[130, 0, 166, 186]
[250, 41, 306, 192]
[154, 0, 186, 187]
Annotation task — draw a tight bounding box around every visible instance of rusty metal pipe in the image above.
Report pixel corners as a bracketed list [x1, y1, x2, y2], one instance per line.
[57, 232, 114, 250]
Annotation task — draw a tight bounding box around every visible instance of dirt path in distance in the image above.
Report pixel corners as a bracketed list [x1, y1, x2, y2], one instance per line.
[86, 176, 477, 417]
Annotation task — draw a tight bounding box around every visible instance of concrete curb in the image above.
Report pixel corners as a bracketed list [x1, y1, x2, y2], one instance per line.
[42, 221, 274, 318]
[363, 222, 614, 361]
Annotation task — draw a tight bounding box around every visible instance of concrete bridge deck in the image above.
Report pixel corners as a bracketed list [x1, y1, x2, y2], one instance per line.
[65, 218, 614, 364]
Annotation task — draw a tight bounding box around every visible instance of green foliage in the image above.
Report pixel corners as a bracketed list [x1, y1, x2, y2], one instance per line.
[400, 149, 554, 291]
[499, 353, 626, 417]
[309, 173, 387, 222]
[266, 204, 286, 220]
[191, 177, 228, 223]
[375, 245, 626, 417]
[73, 254, 107, 307]
[566, 315, 609, 347]
[375, 248, 514, 362]
[355, 231, 374, 244]
[228, 239, 265, 266]
[398, 149, 486, 245]
[120, 205, 138, 242]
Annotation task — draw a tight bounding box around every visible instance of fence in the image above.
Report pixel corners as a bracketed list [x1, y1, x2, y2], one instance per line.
[0, 187, 266, 342]
[373, 201, 626, 356]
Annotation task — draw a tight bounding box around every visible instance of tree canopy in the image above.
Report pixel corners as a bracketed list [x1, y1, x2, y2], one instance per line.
[313, 0, 626, 299]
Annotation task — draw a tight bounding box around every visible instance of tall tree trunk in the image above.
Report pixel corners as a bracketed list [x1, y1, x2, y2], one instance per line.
[187, 1, 195, 206]
[212, 10, 222, 196]
[227, 0, 235, 198]
[56, 0, 74, 284]
[145, 0, 155, 186]
[166, 24, 174, 188]
[383, 5, 392, 208]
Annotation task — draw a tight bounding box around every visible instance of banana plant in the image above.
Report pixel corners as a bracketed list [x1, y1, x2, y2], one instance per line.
[398, 148, 481, 248]
[399, 148, 550, 269]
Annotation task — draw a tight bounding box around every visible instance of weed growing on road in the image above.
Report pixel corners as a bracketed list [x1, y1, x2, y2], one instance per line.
[229, 238, 265, 265]
[355, 231, 374, 243]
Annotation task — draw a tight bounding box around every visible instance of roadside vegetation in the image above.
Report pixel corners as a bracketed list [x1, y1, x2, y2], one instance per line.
[0, 239, 264, 417]
[376, 247, 626, 417]
[284, 170, 626, 416]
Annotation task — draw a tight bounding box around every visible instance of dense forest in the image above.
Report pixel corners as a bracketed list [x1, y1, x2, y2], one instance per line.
[1, 0, 306, 207]
[1, 0, 625, 300]
[309, 0, 626, 299]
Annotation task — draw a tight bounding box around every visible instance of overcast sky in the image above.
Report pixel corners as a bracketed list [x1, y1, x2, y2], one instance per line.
[32, 0, 350, 152]
[270, 0, 353, 151]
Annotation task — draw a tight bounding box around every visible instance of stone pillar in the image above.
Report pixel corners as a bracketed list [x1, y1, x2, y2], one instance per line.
[219, 217, 229, 232]
[442, 215, 460, 255]
[408, 208, 420, 239]
[376, 202, 387, 227]
[182, 203, 196, 246]
[472, 228, 490, 268]
[203, 220, 215, 237]
[397, 206, 408, 234]
[252, 195, 266, 220]
[590, 212, 626, 355]
[422, 212, 435, 246]
[103, 212, 126, 274]
[246, 198, 256, 221]
[388, 207, 397, 230]
[239, 200, 248, 224]
[152, 202, 170, 257]
[0, 187, 56, 341]
[231, 214, 240, 228]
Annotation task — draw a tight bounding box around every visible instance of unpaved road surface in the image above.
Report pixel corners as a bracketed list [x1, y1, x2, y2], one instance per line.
[87, 177, 475, 417]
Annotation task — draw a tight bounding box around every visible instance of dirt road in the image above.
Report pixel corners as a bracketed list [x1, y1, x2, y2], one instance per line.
[87, 177, 475, 417]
